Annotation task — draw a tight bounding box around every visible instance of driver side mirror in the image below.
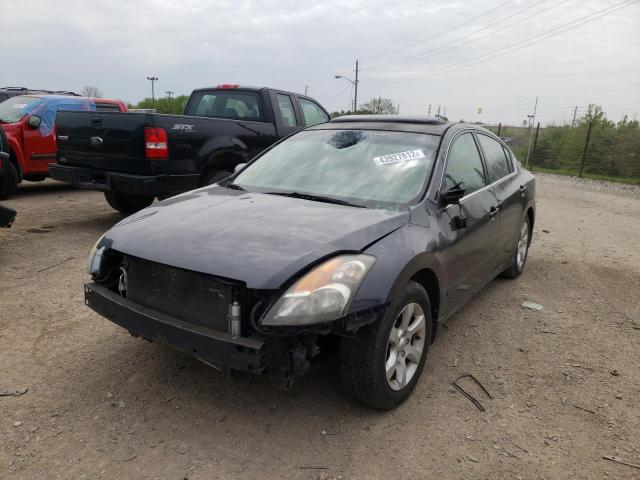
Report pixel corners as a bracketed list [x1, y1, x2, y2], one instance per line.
[440, 185, 466, 207]
[27, 115, 42, 129]
[234, 163, 247, 173]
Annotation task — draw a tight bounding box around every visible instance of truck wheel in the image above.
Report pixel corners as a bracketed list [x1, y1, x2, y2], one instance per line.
[340, 281, 432, 410]
[200, 169, 231, 186]
[104, 192, 154, 214]
[0, 161, 19, 200]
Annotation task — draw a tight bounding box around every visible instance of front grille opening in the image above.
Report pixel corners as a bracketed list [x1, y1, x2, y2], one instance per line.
[125, 255, 234, 332]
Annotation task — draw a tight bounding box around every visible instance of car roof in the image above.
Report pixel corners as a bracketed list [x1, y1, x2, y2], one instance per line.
[309, 115, 497, 137]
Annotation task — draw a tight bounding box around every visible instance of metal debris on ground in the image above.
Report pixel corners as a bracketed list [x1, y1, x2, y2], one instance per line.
[522, 302, 544, 311]
[603, 455, 640, 470]
[451, 373, 493, 412]
[0, 388, 28, 397]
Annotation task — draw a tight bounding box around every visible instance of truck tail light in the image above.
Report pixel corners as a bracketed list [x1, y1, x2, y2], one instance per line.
[145, 127, 168, 159]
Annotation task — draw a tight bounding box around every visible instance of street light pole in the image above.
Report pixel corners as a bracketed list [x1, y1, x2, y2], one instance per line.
[146, 76, 158, 109]
[334, 64, 359, 113]
[166, 90, 174, 100]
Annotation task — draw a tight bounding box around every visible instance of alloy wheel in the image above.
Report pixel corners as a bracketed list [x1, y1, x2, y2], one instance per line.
[516, 220, 529, 270]
[386, 302, 427, 391]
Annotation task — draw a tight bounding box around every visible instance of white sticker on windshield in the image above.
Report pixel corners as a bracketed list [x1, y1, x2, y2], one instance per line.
[12, 104, 27, 109]
[374, 149, 425, 166]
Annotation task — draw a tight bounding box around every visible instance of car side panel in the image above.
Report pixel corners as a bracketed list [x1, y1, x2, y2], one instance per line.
[350, 224, 446, 315]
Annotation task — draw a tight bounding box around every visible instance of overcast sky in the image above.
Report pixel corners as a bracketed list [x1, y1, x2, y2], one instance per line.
[2, 0, 639, 124]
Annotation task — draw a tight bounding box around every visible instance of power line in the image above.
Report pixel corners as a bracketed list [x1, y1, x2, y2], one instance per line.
[360, 0, 516, 61]
[365, 0, 572, 72]
[366, 0, 639, 85]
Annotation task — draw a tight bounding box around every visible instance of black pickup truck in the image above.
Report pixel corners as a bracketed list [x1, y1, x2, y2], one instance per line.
[49, 85, 330, 213]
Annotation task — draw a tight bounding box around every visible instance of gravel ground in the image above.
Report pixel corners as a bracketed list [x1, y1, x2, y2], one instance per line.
[1, 174, 639, 480]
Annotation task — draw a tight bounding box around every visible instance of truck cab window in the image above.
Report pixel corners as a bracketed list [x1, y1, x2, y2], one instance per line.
[187, 91, 263, 121]
[299, 98, 329, 126]
[276, 94, 297, 127]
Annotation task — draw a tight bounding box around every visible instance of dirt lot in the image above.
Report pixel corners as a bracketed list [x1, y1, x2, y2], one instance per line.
[1, 174, 639, 480]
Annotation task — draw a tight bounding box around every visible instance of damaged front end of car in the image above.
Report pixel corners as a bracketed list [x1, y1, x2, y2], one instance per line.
[84, 244, 385, 390]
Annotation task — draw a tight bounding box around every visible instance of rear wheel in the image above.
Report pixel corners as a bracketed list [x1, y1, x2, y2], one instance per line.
[502, 215, 531, 279]
[340, 281, 432, 410]
[0, 161, 19, 200]
[104, 192, 154, 214]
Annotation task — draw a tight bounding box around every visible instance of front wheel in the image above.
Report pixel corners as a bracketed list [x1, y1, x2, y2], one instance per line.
[340, 281, 432, 410]
[104, 192, 154, 214]
[502, 215, 531, 279]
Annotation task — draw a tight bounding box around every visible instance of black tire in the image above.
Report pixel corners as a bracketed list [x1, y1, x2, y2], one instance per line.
[340, 281, 432, 410]
[0, 161, 19, 200]
[104, 192, 154, 214]
[501, 215, 531, 279]
[200, 169, 231, 187]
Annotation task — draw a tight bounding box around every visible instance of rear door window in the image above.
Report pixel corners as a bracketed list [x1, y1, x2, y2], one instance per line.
[299, 98, 329, 126]
[477, 133, 512, 183]
[442, 132, 487, 195]
[276, 94, 297, 127]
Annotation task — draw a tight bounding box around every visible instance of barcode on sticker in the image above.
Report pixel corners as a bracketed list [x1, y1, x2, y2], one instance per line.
[374, 149, 425, 166]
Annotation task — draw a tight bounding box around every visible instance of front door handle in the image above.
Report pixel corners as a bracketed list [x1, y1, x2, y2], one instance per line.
[488, 206, 499, 219]
[520, 185, 528, 196]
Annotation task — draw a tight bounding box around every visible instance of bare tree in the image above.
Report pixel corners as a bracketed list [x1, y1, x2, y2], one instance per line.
[81, 86, 103, 98]
[359, 97, 397, 115]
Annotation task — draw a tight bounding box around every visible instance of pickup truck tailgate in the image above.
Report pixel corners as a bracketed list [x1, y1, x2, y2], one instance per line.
[56, 111, 151, 175]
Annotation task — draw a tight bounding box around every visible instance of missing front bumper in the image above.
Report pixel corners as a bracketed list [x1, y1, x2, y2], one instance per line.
[84, 283, 268, 373]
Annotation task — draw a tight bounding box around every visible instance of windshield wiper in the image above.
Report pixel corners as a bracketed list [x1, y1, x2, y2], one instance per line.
[264, 191, 366, 208]
[226, 183, 246, 191]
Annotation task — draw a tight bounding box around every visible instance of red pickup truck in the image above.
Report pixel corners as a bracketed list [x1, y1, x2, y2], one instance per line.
[0, 94, 127, 198]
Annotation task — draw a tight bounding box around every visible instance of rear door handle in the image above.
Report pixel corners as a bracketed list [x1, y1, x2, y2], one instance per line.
[520, 185, 528, 195]
[488, 206, 499, 219]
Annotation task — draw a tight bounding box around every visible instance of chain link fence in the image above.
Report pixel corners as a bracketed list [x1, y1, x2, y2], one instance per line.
[485, 112, 640, 185]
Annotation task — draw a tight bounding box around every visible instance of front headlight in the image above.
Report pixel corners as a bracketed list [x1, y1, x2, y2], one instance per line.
[86, 234, 106, 275]
[262, 254, 377, 326]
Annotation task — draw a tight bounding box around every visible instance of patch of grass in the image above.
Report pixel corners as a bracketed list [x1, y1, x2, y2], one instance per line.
[530, 166, 640, 186]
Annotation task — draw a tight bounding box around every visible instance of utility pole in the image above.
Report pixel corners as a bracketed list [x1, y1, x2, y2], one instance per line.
[579, 119, 594, 178]
[571, 106, 578, 127]
[436, 105, 441, 117]
[531, 122, 541, 164]
[525, 96, 538, 168]
[443, 106, 447, 118]
[304, 85, 309, 95]
[354, 59, 359, 113]
[428, 104, 432, 115]
[397, 104, 400, 115]
[146, 76, 158, 109]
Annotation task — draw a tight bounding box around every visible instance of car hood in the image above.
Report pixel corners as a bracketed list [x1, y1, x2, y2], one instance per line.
[105, 186, 410, 289]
